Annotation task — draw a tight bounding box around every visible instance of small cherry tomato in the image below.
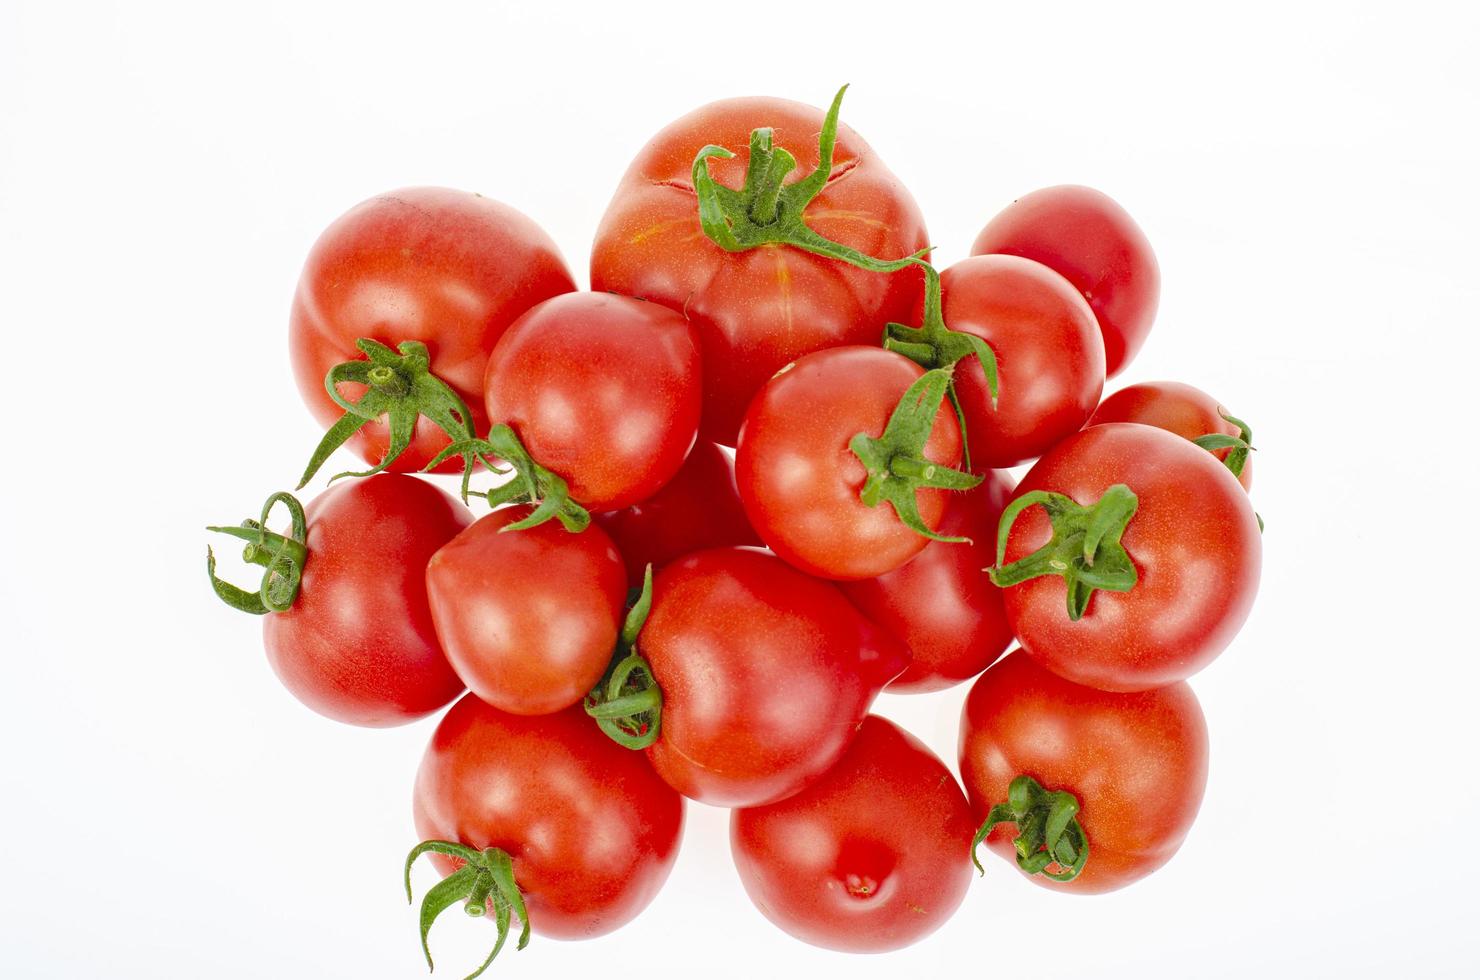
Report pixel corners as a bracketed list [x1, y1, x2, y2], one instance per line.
[1089, 380, 1255, 490]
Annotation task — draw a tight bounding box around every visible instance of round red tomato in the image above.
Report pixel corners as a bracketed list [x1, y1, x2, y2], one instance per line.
[996, 423, 1260, 691]
[971, 185, 1157, 378]
[924, 254, 1104, 467]
[591, 96, 928, 445]
[425, 507, 626, 715]
[412, 695, 684, 948]
[483, 292, 702, 511]
[593, 441, 760, 581]
[1089, 380, 1255, 490]
[732, 715, 974, 952]
[290, 187, 575, 473]
[640, 548, 908, 807]
[841, 472, 1015, 693]
[735, 346, 965, 581]
[958, 651, 1208, 893]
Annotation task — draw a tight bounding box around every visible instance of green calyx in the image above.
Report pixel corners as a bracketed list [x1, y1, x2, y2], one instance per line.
[849, 367, 983, 542]
[691, 84, 930, 273]
[404, 841, 530, 980]
[971, 774, 1089, 882]
[425, 423, 590, 534]
[585, 565, 663, 750]
[1192, 410, 1255, 480]
[988, 485, 1139, 621]
[298, 339, 488, 489]
[205, 491, 308, 614]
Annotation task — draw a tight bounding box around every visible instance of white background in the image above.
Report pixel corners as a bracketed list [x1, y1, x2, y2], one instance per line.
[3, 2, 1477, 977]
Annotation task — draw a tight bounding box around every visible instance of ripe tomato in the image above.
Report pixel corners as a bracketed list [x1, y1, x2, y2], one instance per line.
[483, 292, 702, 512]
[731, 715, 973, 952]
[971, 185, 1158, 378]
[841, 472, 1015, 693]
[290, 187, 575, 474]
[593, 441, 760, 581]
[958, 652, 1208, 893]
[1089, 381, 1255, 490]
[922, 255, 1104, 468]
[590, 96, 928, 445]
[411, 695, 683, 968]
[735, 346, 966, 581]
[425, 507, 627, 716]
[996, 423, 1260, 692]
[640, 548, 908, 807]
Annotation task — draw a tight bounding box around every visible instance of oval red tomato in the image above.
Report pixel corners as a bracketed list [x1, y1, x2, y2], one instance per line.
[731, 715, 974, 952]
[290, 187, 576, 472]
[958, 651, 1208, 893]
[1089, 380, 1254, 490]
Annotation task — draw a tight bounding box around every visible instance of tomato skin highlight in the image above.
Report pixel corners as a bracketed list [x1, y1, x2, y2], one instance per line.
[425, 508, 627, 716]
[1001, 423, 1261, 692]
[641, 548, 909, 807]
[483, 292, 703, 511]
[261, 474, 469, 727]
[1089, 380, 1254, 490]
[289, 187, 576, 472]
[735, 346, 963, 581]
[841, 472, 1015, 693]
[593, 441, 761, 581]
[925, 255, 1105, 468]
[971, 185, 1158, 378]
[413, 695, 684, 940]
[958, 652, 1209, 894]
[731, 715, 974, 952]
[591, 97, 929, 445]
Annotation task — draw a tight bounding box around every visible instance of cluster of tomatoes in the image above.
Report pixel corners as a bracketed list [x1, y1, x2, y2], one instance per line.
[208, 87, 1262, 975]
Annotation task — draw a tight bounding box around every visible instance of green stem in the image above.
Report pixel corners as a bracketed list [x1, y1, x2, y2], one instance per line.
[970, 774, 1089, 883]
[1193, 410, 1256, 480]
[424, 424, 590, 533]
[585, 565, 663, 749]
[404, 841, 530, 979]
[205, 491, 308, 615]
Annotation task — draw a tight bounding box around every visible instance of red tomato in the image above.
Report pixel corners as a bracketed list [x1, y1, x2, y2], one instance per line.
[971, 185, 1158, 378]
[413, 695, 684, 944]
[593, 441, 760, 581]
[924, 255, 1104, 467]
[998, 423, 1260, 691]
[483, 292, 702, 511]
[731, 715, 973, 952]
[735, 346, 964, 581]
[290, 187, 575, 473]
[1089, 381, 1255, 490]
[425, 507, 627, 715]
[641, 548, 908, 806]
[591, 97, 928, 445]
[958, 652, 1208, 893]
[841, 472, 1015, 693]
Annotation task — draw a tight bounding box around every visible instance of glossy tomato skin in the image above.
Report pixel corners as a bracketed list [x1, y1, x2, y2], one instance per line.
[425, 507, 626, 716]
[262, 474, 470, 727]
[735, 346, 963, 581]
[971, 185, 1158, 378]
[1002, 423, 1260, 692]
[414, 695, 684, 940]
[925, 255, 1104, 468]
[959, 652, 1208, 894]
[732, 715, 974, 952]
[593, 441, 761, 581]
[290, 188, 576, 472]
[642, 548, 909, 807]
[591, 97, 929, 445]
[842, 472, 1015, 693]
[483, 292, 702, 511]
[1089, 381, 1254, 490]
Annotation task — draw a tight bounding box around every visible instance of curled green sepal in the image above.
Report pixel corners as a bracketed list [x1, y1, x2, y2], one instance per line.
[848, 367, 983, 543]
[691, 84, 931, 273]
[988, 484, 1139, 621]
[297, 339, 492, 489]
[404, 841, 529, 980]
[585, 565, 662, 749]
[1192, 410, 1255, 480]
[205, 491, 308, 615]
[425, 423, 590, 533]
[970, 774, 1089, 883]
